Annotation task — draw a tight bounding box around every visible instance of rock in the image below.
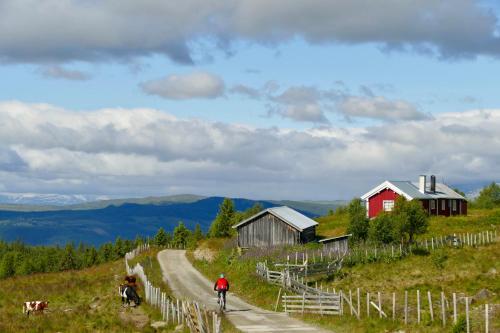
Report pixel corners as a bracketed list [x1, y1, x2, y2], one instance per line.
[174, 324, 184, 332]
[151, 321, 168, 329]
[474, 289, 492, 301]
[487, 268, 497, 276]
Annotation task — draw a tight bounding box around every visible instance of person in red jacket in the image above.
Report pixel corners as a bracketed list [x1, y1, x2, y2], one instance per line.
[213, 273, 229, 310]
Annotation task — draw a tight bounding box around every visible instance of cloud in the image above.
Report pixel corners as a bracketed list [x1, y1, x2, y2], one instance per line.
[0, 1, 499, 64]
[231, 83, 425, 123]
[229, 84, 261, 99]
[140, 72, 225, 100]
[337, 96, 431, 121]
[0, 101, 499, 199]
[38, 65, 90, 81]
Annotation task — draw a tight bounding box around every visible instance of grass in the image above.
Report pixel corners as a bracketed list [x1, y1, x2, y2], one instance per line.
[188, 209, 500, 333]
[130, 244, 242, 332]
[0, 259, 182, 332]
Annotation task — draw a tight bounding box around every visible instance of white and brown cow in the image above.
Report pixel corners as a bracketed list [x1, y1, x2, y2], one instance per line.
[23, 301, 49, 316]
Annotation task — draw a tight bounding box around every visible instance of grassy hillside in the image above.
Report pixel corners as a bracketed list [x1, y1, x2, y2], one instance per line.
[0, 259, 172, 333]
[191, 209, 500, 333]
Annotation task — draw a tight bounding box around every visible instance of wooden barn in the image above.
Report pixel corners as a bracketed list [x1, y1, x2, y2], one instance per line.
[232, 206, 318, 248]
[318, 234, 351, 253]
[361, 175, 467, 219]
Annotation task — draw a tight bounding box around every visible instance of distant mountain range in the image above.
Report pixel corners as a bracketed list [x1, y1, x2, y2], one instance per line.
[0, 194, 346, 246]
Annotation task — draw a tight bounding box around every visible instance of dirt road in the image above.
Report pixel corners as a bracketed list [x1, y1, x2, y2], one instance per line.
[157, 249, 331, 333]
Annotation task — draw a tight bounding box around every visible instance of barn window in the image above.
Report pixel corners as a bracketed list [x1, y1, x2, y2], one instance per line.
[430, 200, 435, 210]
[383, 200, 394, 211]
[441, 199, 445, 210]
[452, 200, 457, 211]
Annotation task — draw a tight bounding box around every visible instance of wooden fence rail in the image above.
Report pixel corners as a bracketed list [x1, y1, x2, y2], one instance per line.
[125, 245, 221, 333]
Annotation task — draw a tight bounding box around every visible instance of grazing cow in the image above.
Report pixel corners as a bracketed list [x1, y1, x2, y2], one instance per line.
[23, 301, 49, 316]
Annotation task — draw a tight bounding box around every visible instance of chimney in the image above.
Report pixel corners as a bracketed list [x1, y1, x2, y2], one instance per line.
[419, 175, 426, 193]
[430, 175, 436, 193]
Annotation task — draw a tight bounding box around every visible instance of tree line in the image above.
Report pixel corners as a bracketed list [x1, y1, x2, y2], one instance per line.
[0, 236, 145, 279]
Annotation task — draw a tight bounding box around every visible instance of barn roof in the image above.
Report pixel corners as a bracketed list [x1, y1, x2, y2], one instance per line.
[232, 206, 318, 231]
[361, 180, 466, 201]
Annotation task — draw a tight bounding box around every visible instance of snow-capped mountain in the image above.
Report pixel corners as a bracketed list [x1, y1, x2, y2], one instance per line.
[0, 192, 102, 206]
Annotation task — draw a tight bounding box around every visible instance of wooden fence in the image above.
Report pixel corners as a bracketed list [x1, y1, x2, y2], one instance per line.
[125, 245, 222, 333]
[257, 261, 496, 332]
[263, 229, 498, 278]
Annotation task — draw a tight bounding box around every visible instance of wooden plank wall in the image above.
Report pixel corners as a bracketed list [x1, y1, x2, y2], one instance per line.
[237, 213, 300, 247]
[322, 238, 349, 253]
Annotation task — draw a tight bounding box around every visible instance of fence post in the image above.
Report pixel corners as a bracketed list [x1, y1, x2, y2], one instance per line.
[349, 290, 353, 316]
[392, 292, 396, 320]
[275, 288, 282, 312]
[417, 290, 421, 323]
[428, 291, 434, 322]
[404, 290, 408, 325]
[340, 290, 344, 315]
[367, 292, 370, 318]
[485, 304, 489, 333]
[441, 292, 446, 327]
[465, 297, 470, 333]
[357, 288, 360, 319]
[453, 293, 457, 324]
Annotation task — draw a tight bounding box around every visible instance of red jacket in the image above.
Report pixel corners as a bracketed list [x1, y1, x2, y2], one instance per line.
[214, 278, 229, 291]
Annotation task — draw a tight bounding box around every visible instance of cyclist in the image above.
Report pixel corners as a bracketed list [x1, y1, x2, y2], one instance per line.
[213, 273, 229, 310]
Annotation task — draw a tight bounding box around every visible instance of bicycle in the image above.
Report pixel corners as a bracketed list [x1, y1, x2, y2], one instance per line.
[216, 291, 226, 313]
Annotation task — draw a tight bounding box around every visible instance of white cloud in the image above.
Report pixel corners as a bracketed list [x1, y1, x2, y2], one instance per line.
[0, 101, 499, 199]
[38, 65, 90, 81]
[338, 96, 430, 121]
[0, 1, 499, 64]
[140, 72, 225, 100]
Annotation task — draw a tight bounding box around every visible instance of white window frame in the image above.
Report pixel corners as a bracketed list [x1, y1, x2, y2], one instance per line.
[430, 200, 435, 210]
[383, 200, 394, 212]
[441, 199, 445, 210]
[452, 199, 457, 211]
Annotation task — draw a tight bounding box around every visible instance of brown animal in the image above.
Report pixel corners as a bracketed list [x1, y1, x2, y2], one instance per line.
[23, 301, 49, 316]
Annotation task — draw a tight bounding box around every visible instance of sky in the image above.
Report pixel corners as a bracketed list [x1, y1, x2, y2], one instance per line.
[0, 0, 499, 200]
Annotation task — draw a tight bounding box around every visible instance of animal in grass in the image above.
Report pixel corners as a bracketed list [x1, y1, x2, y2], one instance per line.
[120, 275, 141, 306]
[23, 301, 49, 316]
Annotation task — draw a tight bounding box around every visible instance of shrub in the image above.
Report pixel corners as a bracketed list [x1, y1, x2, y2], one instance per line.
[368, 212, 396, 244]
[452, 315, 467, 333]
[347, 198, 369, 243]
[431, 249, 448, 269]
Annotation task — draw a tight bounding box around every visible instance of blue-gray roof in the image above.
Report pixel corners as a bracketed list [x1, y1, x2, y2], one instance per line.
[361, 180, 466, 200]
[232, 206, 318, 231]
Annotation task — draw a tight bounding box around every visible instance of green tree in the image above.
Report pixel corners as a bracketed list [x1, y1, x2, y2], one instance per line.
[113, 237, 125, 259]
[173, 221, 191, 248]
[59, 243, 77, 271]
[474, 182, 500, 209]
[83, 247, 98, 267]
[368, 212, 395, 244]
[393, 197, 429, 243]
[209, 198, 236, 237]
[154, 227, 170, 247]
[346, 198, 369, 243]
[0, 252, 15, 278]
[193, 223, 204, 242]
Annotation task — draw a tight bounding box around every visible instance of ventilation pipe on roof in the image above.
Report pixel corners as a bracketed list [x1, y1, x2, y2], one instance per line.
[419, 175, 426, 193]
[430, 175, 436, 193]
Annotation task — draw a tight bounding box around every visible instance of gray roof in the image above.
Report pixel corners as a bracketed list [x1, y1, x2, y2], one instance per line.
[362, 180, 466, 200]
[318, 234, 352, 243]
[232, 206, 318, 231]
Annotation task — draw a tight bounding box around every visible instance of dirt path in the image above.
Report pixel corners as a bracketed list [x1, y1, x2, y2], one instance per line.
[157, 249, 332, 333]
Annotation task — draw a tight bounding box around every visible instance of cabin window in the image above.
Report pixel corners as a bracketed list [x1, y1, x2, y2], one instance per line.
[383, 200, 394, 212]
[441, 199, 445, 210]
[452, 200, 457, 211]
[430, 200, 435, 210]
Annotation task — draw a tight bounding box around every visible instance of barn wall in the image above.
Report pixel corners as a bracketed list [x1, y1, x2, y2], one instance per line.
[236, 213, 300, 247]
[322, 238, 349, 253]
[368, 188, 399, 218]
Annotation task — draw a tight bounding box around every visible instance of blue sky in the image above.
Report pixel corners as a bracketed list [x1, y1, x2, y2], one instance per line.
[0, 0, 499, 200]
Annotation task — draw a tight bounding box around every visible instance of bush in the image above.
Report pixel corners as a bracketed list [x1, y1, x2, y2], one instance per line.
[431, 249, 448, 269]
[368, 212, 396, 244]
[452, 315, 467, 333]
[474, 182, 500, 209]
[347, 198, 369, 243]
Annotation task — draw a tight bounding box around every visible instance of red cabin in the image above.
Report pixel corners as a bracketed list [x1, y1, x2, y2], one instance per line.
[361, 175, 467, 219]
